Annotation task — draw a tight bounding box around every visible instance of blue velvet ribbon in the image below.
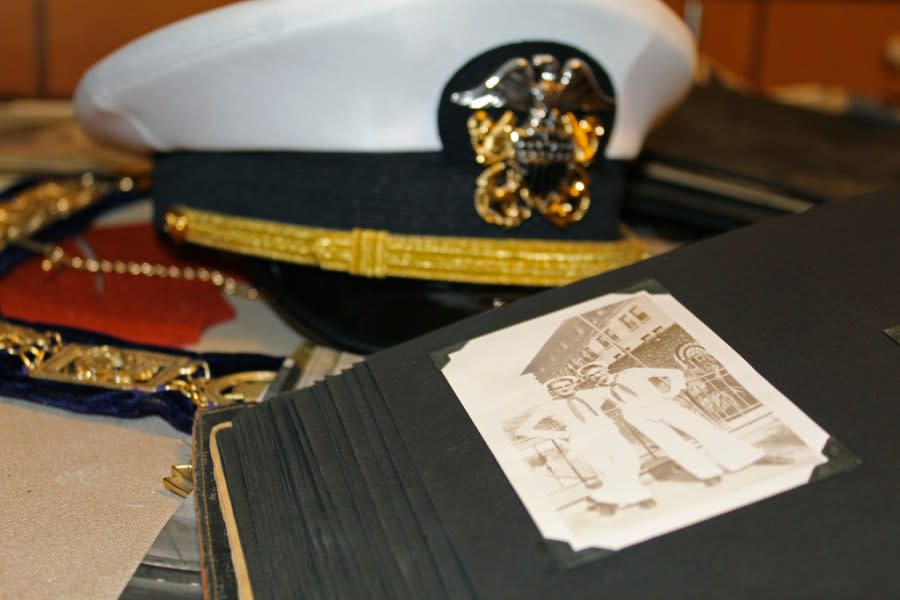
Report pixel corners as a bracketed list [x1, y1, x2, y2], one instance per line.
[0, 316, 284, 432]
[0, 179, 284, 431]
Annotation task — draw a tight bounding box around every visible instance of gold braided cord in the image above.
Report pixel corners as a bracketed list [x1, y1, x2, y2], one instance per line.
[165, 206, 647, 287]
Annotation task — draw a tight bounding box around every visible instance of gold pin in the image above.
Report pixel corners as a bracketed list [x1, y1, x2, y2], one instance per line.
[163, 464, 195, 498]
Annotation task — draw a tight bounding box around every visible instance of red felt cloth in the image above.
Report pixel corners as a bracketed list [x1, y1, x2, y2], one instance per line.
[0, 223, 236, 346]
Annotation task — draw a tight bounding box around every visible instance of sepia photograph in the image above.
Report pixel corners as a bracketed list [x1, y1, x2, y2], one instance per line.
[438, 290, 831, 551]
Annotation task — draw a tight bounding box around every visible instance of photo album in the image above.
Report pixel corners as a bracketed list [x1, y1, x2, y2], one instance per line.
[196, 194, 896, 599]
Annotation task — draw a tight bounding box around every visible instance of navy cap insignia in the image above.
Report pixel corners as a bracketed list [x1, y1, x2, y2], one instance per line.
[451, 54, 614, 229]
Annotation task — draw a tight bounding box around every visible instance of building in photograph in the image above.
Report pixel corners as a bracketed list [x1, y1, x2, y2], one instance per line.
[523, 296, 673, 383]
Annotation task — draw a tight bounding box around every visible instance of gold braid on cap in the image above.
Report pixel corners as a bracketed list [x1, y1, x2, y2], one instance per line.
[164, 206, 646, 287]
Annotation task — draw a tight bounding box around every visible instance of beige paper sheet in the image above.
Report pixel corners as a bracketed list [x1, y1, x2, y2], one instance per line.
[0, 398, 187, 599]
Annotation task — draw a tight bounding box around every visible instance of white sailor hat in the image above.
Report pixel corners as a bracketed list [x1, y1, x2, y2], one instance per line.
[75, 0, 695, 351]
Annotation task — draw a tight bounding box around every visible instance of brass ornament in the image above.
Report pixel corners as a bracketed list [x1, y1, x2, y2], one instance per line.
[451, 54, 614, 229]
[163, 464, 195, 498]
[0, 319, 276, 498]
[0, 319, 275, 410]
[202, 371, 277, 409]
[0, 173, 143, 250]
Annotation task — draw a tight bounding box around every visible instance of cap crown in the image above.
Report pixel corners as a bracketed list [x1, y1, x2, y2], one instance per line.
[75, 0, 695, 158]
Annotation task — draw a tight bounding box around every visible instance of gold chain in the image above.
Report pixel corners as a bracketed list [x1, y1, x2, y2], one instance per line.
[3, 175, 259, 300]
[15, 237, 259, 300]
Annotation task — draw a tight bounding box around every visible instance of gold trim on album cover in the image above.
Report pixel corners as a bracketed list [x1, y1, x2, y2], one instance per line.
[209, 422, 254, 600]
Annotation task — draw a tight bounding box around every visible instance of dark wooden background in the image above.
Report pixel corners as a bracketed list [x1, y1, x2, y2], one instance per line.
[1, 1, 899, 102]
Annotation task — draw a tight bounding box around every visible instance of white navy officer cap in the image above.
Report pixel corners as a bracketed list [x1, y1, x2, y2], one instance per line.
[75, 0, 696, 352]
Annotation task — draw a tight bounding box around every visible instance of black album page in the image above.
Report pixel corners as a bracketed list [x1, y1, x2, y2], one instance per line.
[366, 192, 898, 598]
[209, 192, 898, 599]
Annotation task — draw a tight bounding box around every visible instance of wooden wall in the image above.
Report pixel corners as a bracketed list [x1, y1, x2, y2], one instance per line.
[664, 0, 900, 101]
[1, 0, 899, 101]
[0, 0, 235, 98]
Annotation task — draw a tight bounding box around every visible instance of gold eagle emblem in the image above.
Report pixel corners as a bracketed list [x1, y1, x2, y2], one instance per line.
[451, 54, 614, 229]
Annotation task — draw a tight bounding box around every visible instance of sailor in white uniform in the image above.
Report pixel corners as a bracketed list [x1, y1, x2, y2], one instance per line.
[578, 362, 764, 483]
[516, 376, 653, 511]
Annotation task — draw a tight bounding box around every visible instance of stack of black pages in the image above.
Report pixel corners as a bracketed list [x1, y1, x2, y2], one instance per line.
[195, 191, 898, 599]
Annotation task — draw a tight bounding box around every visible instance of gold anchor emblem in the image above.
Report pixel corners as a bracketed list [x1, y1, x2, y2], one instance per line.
[451, 54, 614, 229]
